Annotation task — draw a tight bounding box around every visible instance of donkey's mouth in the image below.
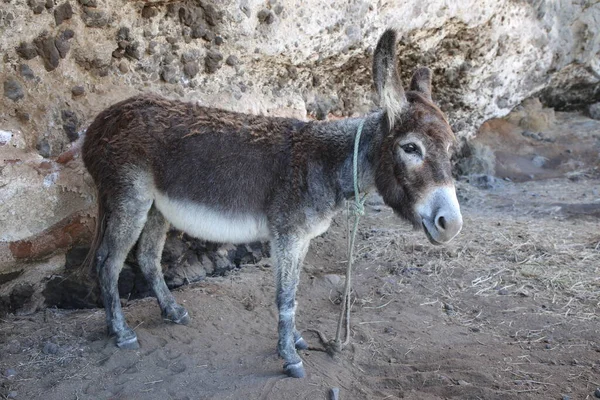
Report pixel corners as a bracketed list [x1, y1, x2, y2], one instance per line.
[422, 222, 443, 246]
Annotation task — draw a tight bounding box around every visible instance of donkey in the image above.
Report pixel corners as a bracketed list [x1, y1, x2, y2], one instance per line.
[81, 29, 462, 378]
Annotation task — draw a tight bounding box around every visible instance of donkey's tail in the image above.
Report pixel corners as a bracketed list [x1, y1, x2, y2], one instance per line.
[78, 192, 107, 284]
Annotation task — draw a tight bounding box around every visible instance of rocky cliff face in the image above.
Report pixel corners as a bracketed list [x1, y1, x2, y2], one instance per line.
[1, 0, 599, 312]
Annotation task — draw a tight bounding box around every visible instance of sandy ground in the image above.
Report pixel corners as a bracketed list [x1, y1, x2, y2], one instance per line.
[0, 175, 599, 400]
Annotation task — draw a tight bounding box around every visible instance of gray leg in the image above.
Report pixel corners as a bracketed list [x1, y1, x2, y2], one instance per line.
[292, 241, 310, 351]
[137, 206, 189, 325]
[272, 235, 310, 378]
[96, 193, 152, 349]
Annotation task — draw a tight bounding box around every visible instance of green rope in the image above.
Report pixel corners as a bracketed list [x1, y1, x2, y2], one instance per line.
[333, 119, 368, 351]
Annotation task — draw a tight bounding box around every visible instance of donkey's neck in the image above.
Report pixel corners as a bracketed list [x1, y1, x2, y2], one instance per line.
[310, 112, 385, 201]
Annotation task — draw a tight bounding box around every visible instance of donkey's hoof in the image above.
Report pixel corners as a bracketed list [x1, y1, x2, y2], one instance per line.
[163, 305, 190, 325]
[294, 336, 309, 350]
[116, 329, 139, 350]
[283, 361, 305, 378]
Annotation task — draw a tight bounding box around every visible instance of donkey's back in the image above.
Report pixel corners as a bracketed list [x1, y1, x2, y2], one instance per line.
[83, 94, 309, 243]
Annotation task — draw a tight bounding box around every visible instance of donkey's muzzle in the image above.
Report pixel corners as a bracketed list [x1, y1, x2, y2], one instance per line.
[418, 185, 463, 245]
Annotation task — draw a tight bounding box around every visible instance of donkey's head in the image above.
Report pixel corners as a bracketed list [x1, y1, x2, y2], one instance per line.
[372, 29, 462, 245]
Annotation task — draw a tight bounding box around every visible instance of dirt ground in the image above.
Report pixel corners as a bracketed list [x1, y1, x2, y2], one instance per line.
[0, 173, 599, 400]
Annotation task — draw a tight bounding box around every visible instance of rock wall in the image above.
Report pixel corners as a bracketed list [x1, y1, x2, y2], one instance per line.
[1, 0, 599, 312]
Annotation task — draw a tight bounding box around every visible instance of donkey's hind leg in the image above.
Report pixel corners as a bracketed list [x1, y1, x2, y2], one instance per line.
[97, 193, 152, 349]
[137, 205, 189, 325]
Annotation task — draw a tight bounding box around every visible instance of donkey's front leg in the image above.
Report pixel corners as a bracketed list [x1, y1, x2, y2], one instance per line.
[272, 235, 310, 378]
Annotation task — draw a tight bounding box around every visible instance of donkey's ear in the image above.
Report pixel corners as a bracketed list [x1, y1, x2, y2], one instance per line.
[409, 67, 433, 100]
[373, 29, 407, 126]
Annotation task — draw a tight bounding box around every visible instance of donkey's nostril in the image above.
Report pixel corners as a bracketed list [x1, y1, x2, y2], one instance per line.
[436, 215, 446, 231]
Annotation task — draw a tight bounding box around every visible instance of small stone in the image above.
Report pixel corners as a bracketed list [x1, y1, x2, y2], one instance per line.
[81, 7, 109, 27]
[141, 5, 158, 18]
[19, 64, 35, 80]
[257, 8, 275, 24]
[54, 2, 73, 25]
[125, 42, 143, 60]
[457, 380, 471, 386]
[214, 35, 224, 45]
[470, 327, 480, 332]
[112, 49, 124, 59]
[61, 109, 79, 142]
[203, 30, 215, 42]
[17, 110, 31, 122]
[117, 27, 130, 42]
[7, 391, 17, 399]
[443, 303, 456, 315]
[37, 138, 51, 158]
[78, 0, 97, 6]
[160, 65, 178, 84]
[16, 42, 38, 60]
[46, 0, 54, 9]
[329, 387, 340, 400]
[34, 32, 61, 71]
[594, 388, 600, 398]
[498, 288, 509, 295]
[532, 155, 547, 168]
[4, 78, 24, 101]
[561, 396, 570, 400]
[181, 51, 199, 63]
[28, 0, 46, 14]
[589, 103, 600, 120]
[183, 61, 199, 78]
[205, 50, 223, 73]
[147, 41, 158, 55]
[55, 35, 71, 58]
[202, 3, 221, 26]
[71, 85, 84, 96]
[118, 61, 128, 73]
[225, 55, 239, 66]
[163, 53, 176, 64]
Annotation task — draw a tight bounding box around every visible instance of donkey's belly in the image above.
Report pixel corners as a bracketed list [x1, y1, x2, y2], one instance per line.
[154, 192, 271, 244]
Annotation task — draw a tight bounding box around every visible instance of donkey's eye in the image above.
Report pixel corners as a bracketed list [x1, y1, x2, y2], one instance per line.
[401, 143, 420, 155]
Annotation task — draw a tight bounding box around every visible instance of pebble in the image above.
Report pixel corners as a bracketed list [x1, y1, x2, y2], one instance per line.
[4, 78, 24, 101]
[71, 85, 85, 96]
[118, 61, 129, 73]
[226, 55, 239, 66]
[329, 387, 340, 400]
[205, 50, 223, 73]
[19, 64, 35, 80]
[34, 32, 60, 71]
[257, 8, 275, 24]
[4, 368, 16, 378]
[7, 391, 17, 399]
[594, 388, 600, 398]
[16, 42, 38, 60]
[497, 288, 509, 295]
[561, 396, 570, 400]
[183, 62, 199, 78]
[54, 2, 73, 26]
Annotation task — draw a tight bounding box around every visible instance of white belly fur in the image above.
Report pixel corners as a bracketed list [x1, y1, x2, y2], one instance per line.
[154, 191, 271, 244]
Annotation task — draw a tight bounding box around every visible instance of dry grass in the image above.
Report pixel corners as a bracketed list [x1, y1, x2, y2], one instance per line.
[350, 179, 600, 326]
